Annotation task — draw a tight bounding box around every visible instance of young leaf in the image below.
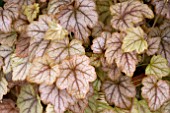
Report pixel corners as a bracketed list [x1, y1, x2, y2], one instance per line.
[90, 54, 102, 67]
[0, 31, 17, 47]
[27, 55, 60, 85]
[142, 76, 170, 111]
[0, 76, 8, 100]
[17, 84, 43, 113]
[0, 99, 19, 113]
[152, 0, 170, 19]
[146, 37, 161, 56]
[56, 55, 97, 99]
[55, 0, 98, 43]
[11, 55, 31, 81]
[44, 21, 68, 40]
[39, 83, 75, 113]
[91, 32, 111, 54]
[15, 33, 30, 58]
[23, 3, 40, 22]
[102, 76, 136, 109]
[47, 37, 85, 63]
[122, 27, 148, 54]
[161, 100, 170, 113]
[145, 55, 170, 78]
[46, 104, 55, 113]
[110, 0, 154, 31]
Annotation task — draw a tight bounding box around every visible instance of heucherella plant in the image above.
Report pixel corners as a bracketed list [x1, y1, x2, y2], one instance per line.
[0, 0, 170, 113]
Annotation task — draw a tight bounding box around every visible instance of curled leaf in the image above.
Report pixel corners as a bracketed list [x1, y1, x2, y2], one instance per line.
[122, 27, 148, 54]
[47, 37, 85, 63]
[142, 76, 170, 111]
[27, 55, 60, 85]
[56, 55, 97, 99]
[102, 76, 136, 109]
[110, 0, 154, 31]
[17, 84, 43, 113]
[145, 55, 170, 78]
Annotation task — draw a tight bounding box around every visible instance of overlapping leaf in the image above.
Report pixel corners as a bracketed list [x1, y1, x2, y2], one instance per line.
[0, 76, 8, 100]
[56, 55, 97, 99]
[91, 32, 111, 54]
[105, 32, 138, 76]
[17, 84, 43, 113]
[110, 0, 154, 31]
[27, 55, 60, 85]
[11, 54, 31, 81]
[47, 37, 85, 63]
[122, 27, 148, 54]
[4, 0, 35, 6]
[102, 76, 136, 109]
[142, 76, 170, 111]
[145, 55, 170, 78]
[23, 3, 40, 22]
[0, 99, 19, 113]
[0, 2, 19, 32]
[55, 0, 98, 43]
[0, 31, 17, 46]
[152, 0, 170, 19]
[39, 83, 75, 113]
[161, 101, 170, 113]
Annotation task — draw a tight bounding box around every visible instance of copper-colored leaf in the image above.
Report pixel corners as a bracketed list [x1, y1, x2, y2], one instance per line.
[142, 76, 170, 111]
[91, 32, 111, 54]
[0, 31, 17, 46]
[56, 55, 97, 99]
[27, 55, 60, 85]
[110, 0, 154, 31]
[55, 0, 98, 43]
[47, 37, 85, 63]
[0, 99, 19, 113]
[152, 0, 170, 19]
[39, 83, 76, 113]
[102, 76, 136, 109]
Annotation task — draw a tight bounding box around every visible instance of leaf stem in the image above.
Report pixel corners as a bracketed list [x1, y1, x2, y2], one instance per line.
[137, 63, 148, 67]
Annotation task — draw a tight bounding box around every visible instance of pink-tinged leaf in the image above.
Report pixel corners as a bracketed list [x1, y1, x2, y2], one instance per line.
[102, 76, 136, 109]
[142, 76, 170, 111]
[39, 83, 76, 113]
[4, 0, 35, 6]
[56, 55, 97, 99]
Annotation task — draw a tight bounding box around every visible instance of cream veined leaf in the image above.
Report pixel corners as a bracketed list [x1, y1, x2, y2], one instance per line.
[44, 21, 68, 40]
[145, 55, 170, 78]
[56, 55, 97, 99]
[0, 76, 8, 100]
[39, 83, 76, 113]
[47, 37, 85, 63]
[11, 54, 31, 81]
[122, 27, 148, 54]
[102, 76, 136, 109]
[110, 0, 154, 31]
[23, 3, 40, 22]
[27, 55, 60, 85]
[142, 76, 170, 111]
[46, 104, 55, 113]
[0, 99, 19, 113]
[17, 84, 43, 113]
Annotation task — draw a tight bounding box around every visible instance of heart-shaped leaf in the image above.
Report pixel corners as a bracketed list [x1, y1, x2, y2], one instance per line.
[39, 83, 75, 113]
[122, 27, 148, 54]
[91, 32, 111, 54]
[55, 0, 98, 43]
[152, 0, 170, 19]
[17, 84, 43, 113]
[47, 37, 85, 63]
[142, 76, 170, 111]
[110, 0, 154, 31]
[27, 55, 60, 85]
[0, 76, 8, 100]
[0, 99, 19, 113]
[102, 76, 136, 109]
[23, 3, 40, 22]
[145, 55, 170, 78]
[56, 55, 97, 99]
[44, 21, 68, 40]
[0, 31, 17, 46]
[11, 54, 31, 81]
